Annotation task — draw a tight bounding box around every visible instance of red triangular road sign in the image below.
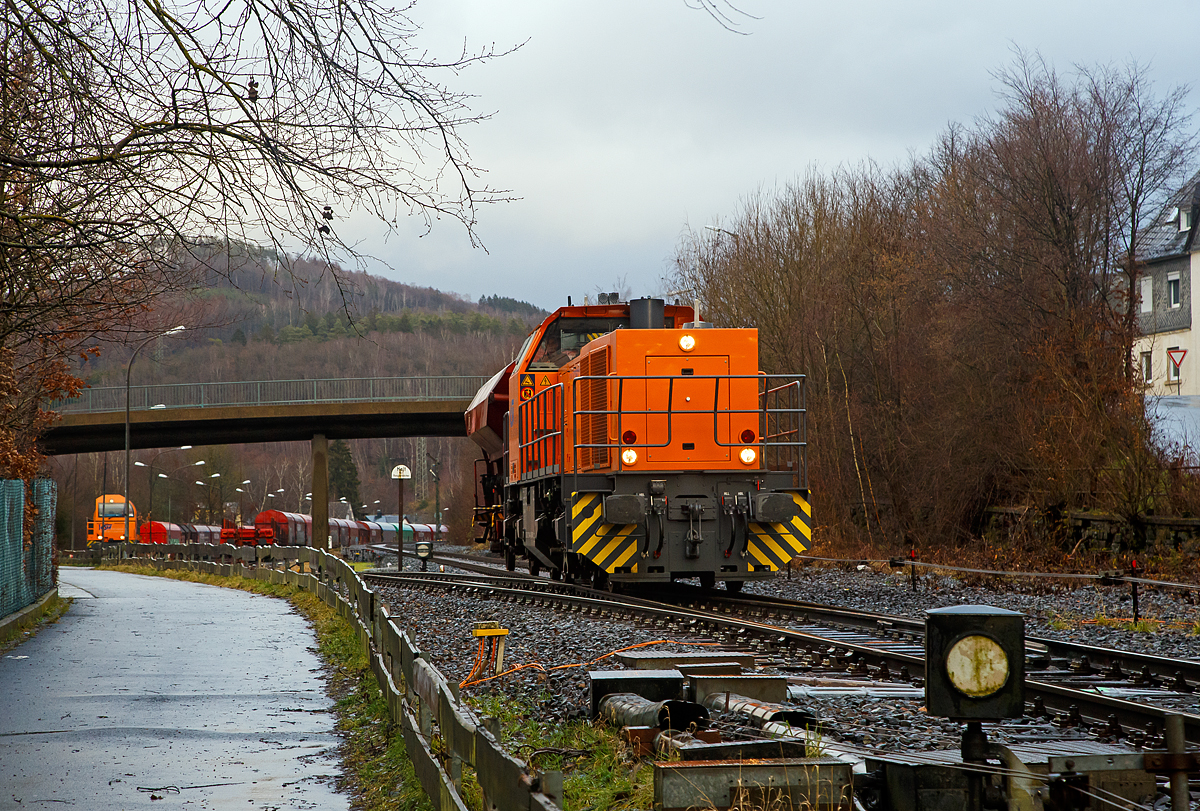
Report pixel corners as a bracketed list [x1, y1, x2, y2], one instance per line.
[1168, 348, 1187, 369]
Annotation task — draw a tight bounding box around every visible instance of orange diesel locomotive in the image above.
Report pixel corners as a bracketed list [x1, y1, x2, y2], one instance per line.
[467, 297, 810, 590]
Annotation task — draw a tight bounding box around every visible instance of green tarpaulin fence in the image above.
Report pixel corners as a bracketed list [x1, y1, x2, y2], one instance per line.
[0, 479, 57, 618]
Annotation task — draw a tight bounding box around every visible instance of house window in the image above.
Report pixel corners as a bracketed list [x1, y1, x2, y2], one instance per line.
[1169, 347, 1182, 382]
[1181, 209, 1193, 232]
[1140, 352, 1153, 383]
[1168, 273, 1181, 309]
[1140, 276, 1153, 314]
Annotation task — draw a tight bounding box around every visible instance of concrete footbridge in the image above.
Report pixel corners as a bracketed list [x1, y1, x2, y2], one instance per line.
[41, 376, 484, 455]
[40, 376, 484, 546]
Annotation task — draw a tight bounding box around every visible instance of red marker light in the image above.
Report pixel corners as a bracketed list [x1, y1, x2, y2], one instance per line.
[622, 430, 637, 445]
[740, 429, 756, 443]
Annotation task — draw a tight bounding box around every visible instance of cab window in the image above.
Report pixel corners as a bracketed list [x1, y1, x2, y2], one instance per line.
[528, 317, 628, 370]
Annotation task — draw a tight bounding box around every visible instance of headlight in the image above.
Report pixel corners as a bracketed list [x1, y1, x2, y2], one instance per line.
[621, 449, 638, 466]
[739, 447, 757, 465]
[945, 635, 1009, 697]
[679, 334, 696, 352]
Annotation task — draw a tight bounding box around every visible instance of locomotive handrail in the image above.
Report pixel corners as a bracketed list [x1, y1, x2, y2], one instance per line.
[570, 376, 678, 477]
[706, 376, 806, 449]
[516, 383, 563, 479]
[570, 373, 807, 473]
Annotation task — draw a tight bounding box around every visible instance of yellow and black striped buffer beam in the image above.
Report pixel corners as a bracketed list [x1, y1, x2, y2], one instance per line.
[747, 491, 811, 571]
[571, 492, 641, 574]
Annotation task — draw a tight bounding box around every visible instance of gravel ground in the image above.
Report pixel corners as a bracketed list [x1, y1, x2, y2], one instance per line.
[374, 581, 720, 729]
[372, 556, 1200, 756]
[746, 563, 1200, 660]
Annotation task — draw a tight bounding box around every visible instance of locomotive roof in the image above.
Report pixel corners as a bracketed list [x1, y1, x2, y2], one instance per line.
[532, 301, 694, 328]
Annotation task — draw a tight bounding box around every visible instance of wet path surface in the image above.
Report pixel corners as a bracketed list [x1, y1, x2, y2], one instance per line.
[0, 568, 347, 810]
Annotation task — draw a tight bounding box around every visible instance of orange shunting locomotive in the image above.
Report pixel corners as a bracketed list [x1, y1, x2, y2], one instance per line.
[466, 296, 810, 590]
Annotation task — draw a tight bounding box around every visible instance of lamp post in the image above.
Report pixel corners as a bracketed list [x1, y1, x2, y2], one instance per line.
[133, 445, 192, 523]
[158, 459, 204, 524]
[194, 472, 222, 525]
[211, 473, 223, 526]
[391, 464, 411, 570]
[427, 453, 441, 542]
[124, 326, 186, 544]
[234, 480, 251, 523]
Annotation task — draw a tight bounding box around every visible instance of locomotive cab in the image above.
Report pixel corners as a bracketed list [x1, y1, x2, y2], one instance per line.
[470, 296, 810, 589]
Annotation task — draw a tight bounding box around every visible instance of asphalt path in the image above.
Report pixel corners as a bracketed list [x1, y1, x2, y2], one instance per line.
[0, 568, 347, 810]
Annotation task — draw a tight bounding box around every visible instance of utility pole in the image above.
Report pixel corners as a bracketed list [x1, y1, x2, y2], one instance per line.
[416, 437, 427, 501]
[391, 464, 411, 570]
[427, 453, 441, 542]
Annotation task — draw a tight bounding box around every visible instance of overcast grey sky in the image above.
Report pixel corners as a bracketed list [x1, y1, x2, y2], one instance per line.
[342, 0, 1199, 311]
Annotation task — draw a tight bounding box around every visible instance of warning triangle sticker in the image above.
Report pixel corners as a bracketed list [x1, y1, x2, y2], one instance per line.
[540, 375, 551, 386]
[520, 373, 534, 386]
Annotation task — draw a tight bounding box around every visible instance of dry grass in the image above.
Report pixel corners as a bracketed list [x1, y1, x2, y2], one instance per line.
[803, 527, 1200, 588]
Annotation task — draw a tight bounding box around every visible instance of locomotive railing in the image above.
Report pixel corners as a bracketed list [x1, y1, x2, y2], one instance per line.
[570, 373, 807, 486]
[516, 383, 563, 481]
[52, 375, 489, 414]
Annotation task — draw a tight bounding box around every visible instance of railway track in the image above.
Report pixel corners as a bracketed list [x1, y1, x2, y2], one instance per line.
[398, 551, 1200, 690]
[366, 555, 1200, 746]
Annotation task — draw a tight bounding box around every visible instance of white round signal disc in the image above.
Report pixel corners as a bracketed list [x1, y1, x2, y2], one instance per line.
[945, 635, 1009, 697]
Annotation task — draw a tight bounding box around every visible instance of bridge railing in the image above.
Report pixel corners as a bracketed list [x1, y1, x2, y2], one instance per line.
[53, 376, 489, 414]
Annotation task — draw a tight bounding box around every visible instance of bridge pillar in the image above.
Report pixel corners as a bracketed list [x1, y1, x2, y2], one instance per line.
[312, 434, 329, 550]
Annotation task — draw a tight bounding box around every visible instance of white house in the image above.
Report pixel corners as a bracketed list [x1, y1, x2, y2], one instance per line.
[1134, 172, 1200, 395]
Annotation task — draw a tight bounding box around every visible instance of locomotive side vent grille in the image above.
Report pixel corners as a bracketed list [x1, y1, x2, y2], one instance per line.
[579, 348, 610, 470]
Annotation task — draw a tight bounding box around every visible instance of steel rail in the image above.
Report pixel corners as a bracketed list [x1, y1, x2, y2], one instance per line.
[420, 552, 1200, 690]
[655, 584, 1200, 691]
[365, 565, 1200, 744]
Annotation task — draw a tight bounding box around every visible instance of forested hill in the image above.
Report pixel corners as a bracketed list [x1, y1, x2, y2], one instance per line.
[82, 242, 546, 386]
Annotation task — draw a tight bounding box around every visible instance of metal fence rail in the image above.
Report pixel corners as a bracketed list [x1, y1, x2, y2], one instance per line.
[0, 479, 57, 618]
[53, 376, 490, 414]
[103, 543, 563, 811]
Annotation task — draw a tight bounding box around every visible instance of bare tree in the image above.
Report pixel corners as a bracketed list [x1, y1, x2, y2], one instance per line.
[671, 54, 1198, 555]
[1077, 61, 1196, 374]
[0, 0, 505, 476]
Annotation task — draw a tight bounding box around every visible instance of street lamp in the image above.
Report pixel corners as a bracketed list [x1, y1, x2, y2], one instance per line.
[234, 480, 251, 523]
[427, 453, 441, 542]
[193, 472, 223, 524]
[124, 325, 186, 544]
[210, 473, 224, 526]
[157, 459, 204, 524]
[133, 445, 192, 522]
[391, 464, 411, 569]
